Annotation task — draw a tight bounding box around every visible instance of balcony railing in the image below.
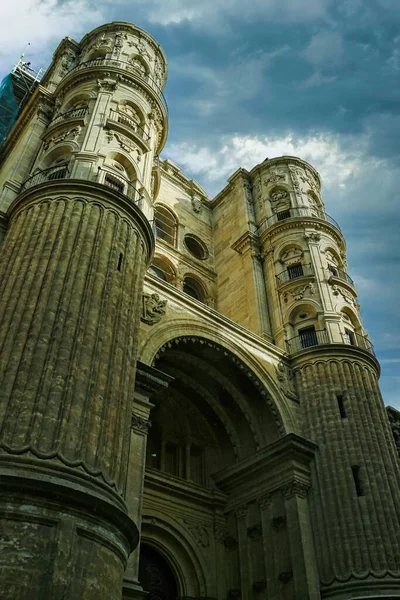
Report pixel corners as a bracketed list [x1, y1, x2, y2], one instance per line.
[49, 106, 89, 126]
[20, 165, 143, 207]
[276, 263, 314, 283]
[341, 331, 375, 355]
[258, 207, 341, 235]
[97, 167, 141, 204]
[21, 165, 70, 191]
[67, 58, 168, 114]
[108, 109, 150, 142]
[327, 266, 355, 287]
[286, 329, 375, 356]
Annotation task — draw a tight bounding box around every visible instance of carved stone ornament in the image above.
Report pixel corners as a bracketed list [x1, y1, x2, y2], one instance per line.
[304, 232, 321, 243]
[247, 524, 262, 540]
[275, 361, 298, 402]
[281, 479, 309, 499]
[272, 515, 286, 529]
[113, 32, 126, 58]
[288, 166, 301, 194]
[300, 169, 319, 192]
[183, 520, 210, 548]
[331, 284, 357, 307]
[243, 179, 253, 204]
[270, 189, 288, 204]
[278, 571, 293, 583]
[253, 580, 267, 592]
[283, 282, 315, 303]
[264, 171, 285, 185]
[281, 247, 303, 266]
[127, 38, 151, 61]
[43, 126, 81, 150]
[191, 194, 202, 213]
[97, 77, 119, 92]
[257, 493, 272, 509]
[90, 33, 112, 53]
[114, 132, 138, 155]
[131, 413, 151, 434]
[235, 504, 249, 520]
[141, 293, 167, 325]
[60, 50, 75, 73]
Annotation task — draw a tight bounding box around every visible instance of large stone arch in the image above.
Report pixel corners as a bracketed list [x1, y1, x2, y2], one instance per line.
[140, 510, 208, 597]
[138, 317, 297, 435]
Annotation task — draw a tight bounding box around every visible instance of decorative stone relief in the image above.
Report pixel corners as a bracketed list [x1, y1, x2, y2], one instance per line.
[272, 515, 286, 529]
[247, 524, 262, 540]
[275, 361, 298, 401]
[60, 50, 76, 73]
[215, 524, 238, 548]
[114, 132, 139, 155]
[331, 284, 357, 308]
[243, 179, 253, 204]
[257, 493, 272, 509]
[264, 171, 285, 185]
[141, 293, 167, 325]
[89, 33, 112, 54]
[43, 126, 81, 150]
[288, 165, 301, 196]
[191, 194, 202, 213]
[183, 520, 210, 548]
[281, 247, 303, 266]
[253, 580, 267, 592]
[270, 189, 289, 204]
[300, 169, 319, 192]
[97, 77, 119, 92]
[128, 38, 151, 61]
[113, 32, 126, 58]
[278, 571, 293, 583]
[281, 479, 309, 499]
[283, 282, 315, 303]
[235, 504, 249, 520]
[304, 232, 321, 243]
[131, 413, 151, 434]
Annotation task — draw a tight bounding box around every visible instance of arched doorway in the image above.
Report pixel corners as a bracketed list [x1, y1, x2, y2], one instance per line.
[139, 544, 178, 600]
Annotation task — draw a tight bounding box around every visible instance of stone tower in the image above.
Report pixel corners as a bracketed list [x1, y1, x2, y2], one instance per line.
[0, 22, 166, 599]
[0, 21, 399, 600]
[252, 157, 400, 597]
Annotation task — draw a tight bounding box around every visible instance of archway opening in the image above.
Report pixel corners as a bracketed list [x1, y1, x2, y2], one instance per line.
[146, 337, 281, 488]
[139, 543, 178, 600]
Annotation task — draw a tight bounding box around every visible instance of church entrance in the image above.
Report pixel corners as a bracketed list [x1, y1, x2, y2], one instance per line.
[138, 544, 178, 600]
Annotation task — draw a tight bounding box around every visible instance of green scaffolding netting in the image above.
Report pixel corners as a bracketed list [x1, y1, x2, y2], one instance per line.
[0, 73, 19, 147]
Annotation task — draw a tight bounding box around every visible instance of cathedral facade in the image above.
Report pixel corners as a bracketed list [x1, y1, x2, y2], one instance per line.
[0, 21, 399, 600]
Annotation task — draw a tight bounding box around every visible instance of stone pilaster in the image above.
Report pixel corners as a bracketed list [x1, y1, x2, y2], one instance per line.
[0, 179, 154, 600]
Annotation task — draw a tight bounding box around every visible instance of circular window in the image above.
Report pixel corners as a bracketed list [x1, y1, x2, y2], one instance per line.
[184, 234, 209, 260]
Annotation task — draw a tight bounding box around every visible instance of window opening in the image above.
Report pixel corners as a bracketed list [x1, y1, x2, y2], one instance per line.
[287, 263, 304, 279]
[337, 394, 346, 418]
[277, 209, 291, 221]
[154, 206, 177, 246]
[117, 252, 123, 271]
[47, 165, 68, 181]
[299, 326, 318, 349]
[104, 173, 124, 194]
[328, 264, 339, 277]
[352, 465, 364, 496]
[344, 328, 356, 346]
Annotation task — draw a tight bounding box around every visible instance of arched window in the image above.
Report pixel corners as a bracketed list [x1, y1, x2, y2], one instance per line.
[148, 256, 176, 284]
[154, 205, 177, 246]
[183, 276, 206, 302]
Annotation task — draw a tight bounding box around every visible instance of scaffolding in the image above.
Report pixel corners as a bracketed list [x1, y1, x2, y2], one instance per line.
[0, 52, 43, 147]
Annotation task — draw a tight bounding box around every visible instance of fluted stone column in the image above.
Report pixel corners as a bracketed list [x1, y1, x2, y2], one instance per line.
[294, 350, 400, 598]
[0, 179, 154, 600]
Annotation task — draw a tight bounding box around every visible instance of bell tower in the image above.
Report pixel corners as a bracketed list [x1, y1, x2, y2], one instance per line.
[255, 156, 400, 598]
[0, 22, 167, 600]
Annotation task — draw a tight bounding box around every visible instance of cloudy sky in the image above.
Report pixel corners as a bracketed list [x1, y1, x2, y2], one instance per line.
[1, 0, 399, 408]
